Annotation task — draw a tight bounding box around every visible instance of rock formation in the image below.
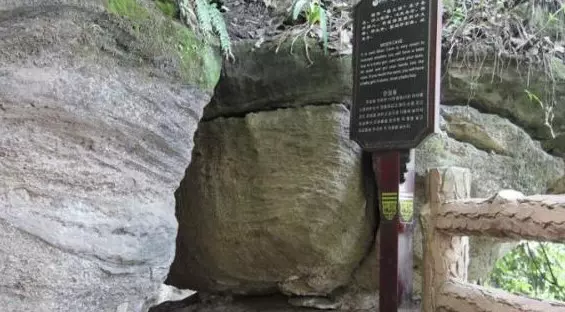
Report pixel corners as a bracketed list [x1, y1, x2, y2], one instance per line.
[168, 104, 373, 296]
[443, 60, 565, 144]
[0, 1, 220, 311]
[2, 0, 564, 311]
[167, 36, 564, 309]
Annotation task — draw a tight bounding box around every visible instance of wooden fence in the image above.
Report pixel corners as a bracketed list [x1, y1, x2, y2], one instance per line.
[421, 167, 565, 312]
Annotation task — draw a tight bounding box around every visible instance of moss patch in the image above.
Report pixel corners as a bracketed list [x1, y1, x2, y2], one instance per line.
[104, 0, 221, 91]
[175, 27, 222, 91]
[551, 58, 565, 80]
[107, 0, 150, 21]
[155, 0, 178, 18]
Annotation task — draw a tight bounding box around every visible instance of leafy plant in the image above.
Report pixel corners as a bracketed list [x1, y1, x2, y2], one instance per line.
[291, 0, 329, 54]
[548, 2, 565, 22]
[488, 241, 565, 301]
[442, 0, 564, 128]
[178, 0, 233, 59]
[277, 0, 330, 62]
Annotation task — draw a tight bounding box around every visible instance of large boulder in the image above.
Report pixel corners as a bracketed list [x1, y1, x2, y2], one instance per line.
[0, 1, 220, 311]
[168, 104, 373, 296]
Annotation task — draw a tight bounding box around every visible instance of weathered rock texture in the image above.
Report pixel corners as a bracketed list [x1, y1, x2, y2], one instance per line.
[0, 1, 219, 311]
[544, 134, 565, 157]
[548, 175, 565, 194]
[424, 105, 564, 195]
[168, 104, 374, 296]
[149, 285, 196, 308]
[444, 60, 565, 144]
[150, 294, 353, 312]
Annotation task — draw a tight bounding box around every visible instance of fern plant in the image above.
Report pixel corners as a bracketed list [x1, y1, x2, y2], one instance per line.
[178, 0, 233, 59]
[290, 0, 329, 54]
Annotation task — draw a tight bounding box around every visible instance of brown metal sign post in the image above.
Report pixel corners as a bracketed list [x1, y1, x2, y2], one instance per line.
[350, 0, 442, 310]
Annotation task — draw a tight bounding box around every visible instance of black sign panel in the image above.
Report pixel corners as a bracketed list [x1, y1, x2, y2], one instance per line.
[350, 0, 441, 151]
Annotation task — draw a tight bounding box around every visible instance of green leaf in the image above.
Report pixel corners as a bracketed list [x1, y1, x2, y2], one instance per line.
[208, 2, 232, 58]
[292, 0, 309, 20]
[525, 89, 543, 107]
[489, 241, 565, 301]
[194, 0, 213, 37]
[319, 7, 328, 54]
[308, 2, 321, 24]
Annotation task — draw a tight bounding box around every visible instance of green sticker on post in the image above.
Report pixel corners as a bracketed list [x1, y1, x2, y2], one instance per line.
[381, 192, 398, 221]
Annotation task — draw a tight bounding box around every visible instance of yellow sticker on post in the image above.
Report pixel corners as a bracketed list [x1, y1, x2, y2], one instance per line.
[399, 196, 413, 223]
[381, 192, 398, 221]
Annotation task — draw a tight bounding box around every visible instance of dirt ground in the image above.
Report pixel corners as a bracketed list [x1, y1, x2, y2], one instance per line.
[149, 293, 421, 312]
[222, 0, 282, 41]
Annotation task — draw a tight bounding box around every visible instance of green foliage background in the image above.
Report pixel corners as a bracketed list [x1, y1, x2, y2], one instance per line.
[488, 241, 565, 301]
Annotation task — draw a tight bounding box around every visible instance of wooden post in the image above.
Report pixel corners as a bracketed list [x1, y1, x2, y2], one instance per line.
[373, 150, 416, 311]
[421, 167, 471, 312]
[373, 151, 401, 311]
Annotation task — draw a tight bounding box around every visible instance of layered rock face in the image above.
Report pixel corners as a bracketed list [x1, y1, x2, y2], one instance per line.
[0, 1, 219, 311]
[423, 105, 563, 196]
[444, 60, 565, 145]
[168, 38, 564, 309]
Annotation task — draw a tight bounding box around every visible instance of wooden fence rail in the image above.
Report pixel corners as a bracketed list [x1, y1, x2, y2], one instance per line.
[438, 194, 565, 243]
[421, 167, 565, 312]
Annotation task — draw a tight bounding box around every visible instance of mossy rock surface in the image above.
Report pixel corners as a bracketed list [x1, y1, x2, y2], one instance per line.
[105, 0, 221, 91]
[1, 0, 221, 91]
